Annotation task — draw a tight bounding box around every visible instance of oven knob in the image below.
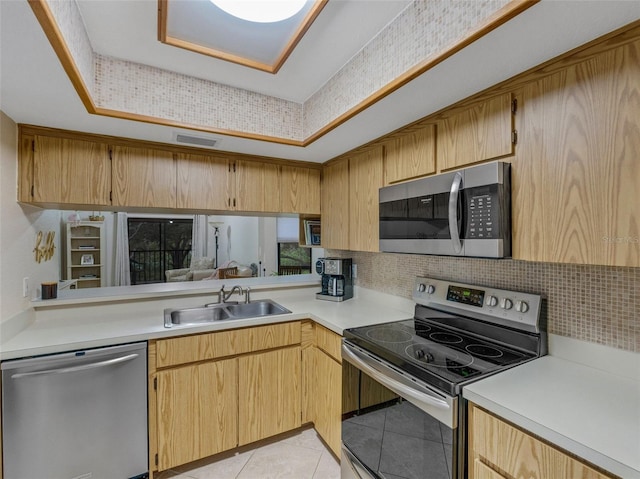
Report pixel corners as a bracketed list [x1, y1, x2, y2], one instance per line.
[515, 300, 529, 313]
[426, 284, 435, 294]
[500, 298, 513, 310]
[486, 295, 498, 307]
[415, 349, 434, 362]
[417, 283, 426, 293]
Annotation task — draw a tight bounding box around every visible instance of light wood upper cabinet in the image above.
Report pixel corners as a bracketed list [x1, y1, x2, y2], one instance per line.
[176, 153, 229, 210]
[235, 160, 280, 212]
[238, 346, 301, 446]
[512, 39, 640, 267]
[280, 165, 321, 214]
[384, 123, 436, 185]
[349, 147, 384, 252]
[321, 158, 350, 250]
[156, 359, 238, 471]
[469, 405, 613, 479]
[437, 92, 514, 171]
[29, 135, 111, 206]
[112, 145, 176, 208]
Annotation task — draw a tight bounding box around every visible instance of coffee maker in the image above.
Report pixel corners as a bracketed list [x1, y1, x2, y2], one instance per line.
[315, 258, 353, 302]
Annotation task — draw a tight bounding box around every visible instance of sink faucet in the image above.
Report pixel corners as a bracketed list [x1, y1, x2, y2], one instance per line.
[220, 284, 244, 303]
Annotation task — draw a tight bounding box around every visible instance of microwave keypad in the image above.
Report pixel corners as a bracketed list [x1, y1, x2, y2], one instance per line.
[467, 186, 499, 239]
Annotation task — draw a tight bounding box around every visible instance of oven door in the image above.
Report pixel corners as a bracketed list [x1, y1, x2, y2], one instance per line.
[341, 341, 459, 479]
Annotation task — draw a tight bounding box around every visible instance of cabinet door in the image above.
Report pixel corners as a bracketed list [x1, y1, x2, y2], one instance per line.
[470, 406, 613, 479]
[280, 165, 321, 214]
[384, 123, 436, 185]
[512, 41, 640, 267]
[437, 93, 513, 171]
[235, 160, 280, 212]
[156, 359, 238, 471]
[349, 147, 383, 252]
[112, 145, 176, 208]
[321, 159, 350, 250]
[313, 348, 342, 456]
[176, 153, 230, 210]
[32, 136, 111, 206]
[238, 347, 301, 446]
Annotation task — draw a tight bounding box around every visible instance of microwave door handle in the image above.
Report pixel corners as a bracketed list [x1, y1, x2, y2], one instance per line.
[449, 172, 463, 254]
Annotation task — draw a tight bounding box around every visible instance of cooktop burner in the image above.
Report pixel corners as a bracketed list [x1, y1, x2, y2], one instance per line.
[465, 344, 504, 358]
[365, 327, 412, 343]
[429, 332, 463, 344]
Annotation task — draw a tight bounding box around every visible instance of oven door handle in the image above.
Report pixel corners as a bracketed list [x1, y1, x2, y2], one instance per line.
[342, 343, 451, 413]
[448, 172, 463, 254]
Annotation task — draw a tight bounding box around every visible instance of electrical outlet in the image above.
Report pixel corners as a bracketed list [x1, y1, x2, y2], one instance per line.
[22, 277, 29, 297]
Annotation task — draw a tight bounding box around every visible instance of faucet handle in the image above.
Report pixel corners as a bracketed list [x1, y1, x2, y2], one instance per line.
[244, 286, 251, 304]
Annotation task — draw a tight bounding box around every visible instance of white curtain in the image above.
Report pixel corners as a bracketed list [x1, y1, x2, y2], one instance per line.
[191, 214, 208, 265]
[114, 212, 131, 286]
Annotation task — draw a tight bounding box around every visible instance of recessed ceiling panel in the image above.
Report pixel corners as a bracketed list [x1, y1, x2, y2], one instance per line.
[161, 0, 326, 73]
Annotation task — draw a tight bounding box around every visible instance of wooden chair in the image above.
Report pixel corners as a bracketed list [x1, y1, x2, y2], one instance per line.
[278, 265, 302, 275]
[218, 267, 238, 279]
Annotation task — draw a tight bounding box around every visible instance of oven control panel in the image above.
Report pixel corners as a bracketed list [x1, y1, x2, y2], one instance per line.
[413, 277, 543, 334]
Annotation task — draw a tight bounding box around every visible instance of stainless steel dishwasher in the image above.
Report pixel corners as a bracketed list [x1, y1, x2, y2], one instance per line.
[2, 342, 148, 479]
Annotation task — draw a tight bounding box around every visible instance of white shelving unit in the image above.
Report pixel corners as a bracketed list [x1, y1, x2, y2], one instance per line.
[66, 221, 105, 289]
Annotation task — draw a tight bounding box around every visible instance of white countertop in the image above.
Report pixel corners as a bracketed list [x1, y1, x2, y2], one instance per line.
[0, 282, 415, 360]
[464, 344, 640, 479]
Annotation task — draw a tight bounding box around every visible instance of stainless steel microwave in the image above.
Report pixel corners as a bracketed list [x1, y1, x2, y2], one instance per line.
[379, 161, 511, 258]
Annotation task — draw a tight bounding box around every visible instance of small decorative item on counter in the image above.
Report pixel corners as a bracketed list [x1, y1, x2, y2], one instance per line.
[41, 282, 57, 300]
[89, 214, 105, 221]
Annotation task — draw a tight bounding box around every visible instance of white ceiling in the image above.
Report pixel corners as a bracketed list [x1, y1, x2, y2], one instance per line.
[1, 1, 640, 163]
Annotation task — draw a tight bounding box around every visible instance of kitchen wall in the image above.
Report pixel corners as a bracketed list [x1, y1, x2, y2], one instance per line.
[328, 250, 639, 353]
[0, 111, 60, 323]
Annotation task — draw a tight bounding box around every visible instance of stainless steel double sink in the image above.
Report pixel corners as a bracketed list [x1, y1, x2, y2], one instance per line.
[164, 299, 292, 328]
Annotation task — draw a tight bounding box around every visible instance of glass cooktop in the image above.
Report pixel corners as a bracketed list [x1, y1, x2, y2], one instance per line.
[343, 317, 535, 396]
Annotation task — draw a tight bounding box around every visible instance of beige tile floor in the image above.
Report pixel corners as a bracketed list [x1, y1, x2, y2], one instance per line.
[156, 427, 340, 479]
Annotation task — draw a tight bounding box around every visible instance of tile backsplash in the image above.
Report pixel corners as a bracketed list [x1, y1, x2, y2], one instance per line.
[328, 250, 639, 352]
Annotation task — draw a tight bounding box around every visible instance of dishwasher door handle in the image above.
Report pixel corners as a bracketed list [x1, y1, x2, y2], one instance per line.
[11, 353, 140, 379]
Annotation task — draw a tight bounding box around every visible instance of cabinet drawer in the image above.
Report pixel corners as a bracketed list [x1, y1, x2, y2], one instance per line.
[156, 321, 301, 368]
[472, 407, 613, 479]
[315, 324, 342, 362]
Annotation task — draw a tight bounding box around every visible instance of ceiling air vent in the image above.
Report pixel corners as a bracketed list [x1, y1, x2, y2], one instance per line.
[174, 133, 220, 149]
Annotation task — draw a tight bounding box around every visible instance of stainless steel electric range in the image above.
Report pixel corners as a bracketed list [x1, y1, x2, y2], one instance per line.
[341, 277, 546, 479]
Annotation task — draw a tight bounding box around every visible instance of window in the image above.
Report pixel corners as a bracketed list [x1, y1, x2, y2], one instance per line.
[128, 218, 192, 284]
[277, 243, 311, 274]
[276, 217, 311, 274]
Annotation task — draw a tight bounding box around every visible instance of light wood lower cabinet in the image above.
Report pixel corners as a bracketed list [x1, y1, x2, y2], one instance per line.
[150, 321, 302, 473]
[469, 404, 614, 479]
[239, 346, 301, 446]
[313, 347, 342, 455]
[156, 359, 238, 471]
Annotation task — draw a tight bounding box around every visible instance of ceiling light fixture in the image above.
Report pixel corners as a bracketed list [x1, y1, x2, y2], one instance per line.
[210, 0, 306, 23]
